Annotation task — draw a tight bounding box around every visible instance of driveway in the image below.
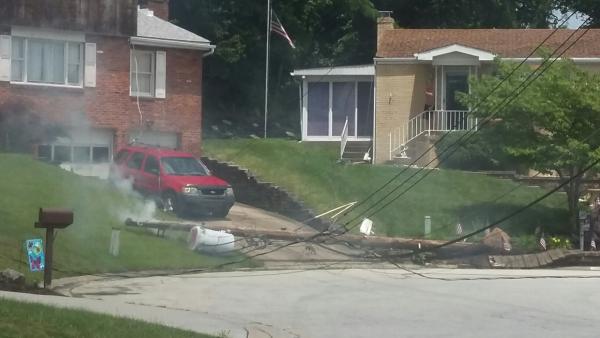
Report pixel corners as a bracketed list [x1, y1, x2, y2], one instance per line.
[33, 267, 600, 338]
[201, 202, 313, 233]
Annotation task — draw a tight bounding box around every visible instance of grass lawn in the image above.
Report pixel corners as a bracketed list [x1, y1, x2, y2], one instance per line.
[0, 298, 218, 338]
[203, 139, 569, 239]
[0, 153, 253, 283]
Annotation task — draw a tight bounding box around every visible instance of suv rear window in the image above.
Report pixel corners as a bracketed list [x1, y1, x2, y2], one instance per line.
[127, 152, 145, 170]
[114, 150, 130, 164]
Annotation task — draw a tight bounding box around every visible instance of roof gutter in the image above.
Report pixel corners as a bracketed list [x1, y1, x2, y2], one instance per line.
[202, 48, 215, 57]
[502, 57, 600, 63]
[374, 57, 418, 64]
[130, 36, 216, 52]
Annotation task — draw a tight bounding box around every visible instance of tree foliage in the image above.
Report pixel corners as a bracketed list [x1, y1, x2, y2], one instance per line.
[170, 0, 557, 137]
[374, 0, 557, 28]
[557, 0, 600, 26]
[171, 0, 377, 137]
[461, 58, 600, 232]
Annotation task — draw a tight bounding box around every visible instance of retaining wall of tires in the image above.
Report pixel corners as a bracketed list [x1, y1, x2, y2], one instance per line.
[201, 157, 330, 231]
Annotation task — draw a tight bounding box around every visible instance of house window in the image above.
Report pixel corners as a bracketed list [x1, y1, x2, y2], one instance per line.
[11, 37, 83, 86]
[305, 80, 373, 138]
[37, 144, 111, 163]
[307, 82, 329, 136]
[130, 50, 155, 97]
[332, 82, 356, 136]
[92, 146, 110, 163]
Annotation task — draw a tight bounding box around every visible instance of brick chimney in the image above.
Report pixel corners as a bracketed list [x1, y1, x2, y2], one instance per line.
[377, 11, 394, 51]
[140, 0, 169, 21]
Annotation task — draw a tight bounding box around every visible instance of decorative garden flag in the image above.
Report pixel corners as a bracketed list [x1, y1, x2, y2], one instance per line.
[25, 239, 45, 272]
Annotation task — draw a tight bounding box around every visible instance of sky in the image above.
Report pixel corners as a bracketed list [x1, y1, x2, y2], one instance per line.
[553, 10, 589, 28]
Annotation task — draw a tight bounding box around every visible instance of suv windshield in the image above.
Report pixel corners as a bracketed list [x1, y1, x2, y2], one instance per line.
[161, 157, 208, 176]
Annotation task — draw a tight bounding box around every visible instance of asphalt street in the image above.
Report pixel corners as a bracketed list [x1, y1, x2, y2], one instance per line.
[6, 267, 599, 338]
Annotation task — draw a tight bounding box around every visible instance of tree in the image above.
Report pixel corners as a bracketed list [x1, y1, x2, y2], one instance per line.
[372, 0, 557, 28]
[460, 57, 600, 233]
[169, 0, 557, 137]
[557, 0, 600, 27]
[170, 0, 377, 137]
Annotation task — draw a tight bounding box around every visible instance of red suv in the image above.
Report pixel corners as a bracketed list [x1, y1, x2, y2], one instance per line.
[109, 145, 234, 217]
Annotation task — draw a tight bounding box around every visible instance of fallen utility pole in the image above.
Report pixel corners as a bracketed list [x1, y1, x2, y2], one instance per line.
[125, 219, 491, 257]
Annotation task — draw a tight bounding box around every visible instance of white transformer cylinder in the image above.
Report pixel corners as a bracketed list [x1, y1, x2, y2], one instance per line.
[188, 226, 235, 254]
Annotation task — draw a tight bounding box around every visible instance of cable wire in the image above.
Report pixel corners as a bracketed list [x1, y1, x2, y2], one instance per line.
[336, 12, 579, 222]
[339, 20, 592, 232]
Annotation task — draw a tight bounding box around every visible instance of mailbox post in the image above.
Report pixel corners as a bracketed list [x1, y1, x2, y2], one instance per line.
[34, 208, 73, 288]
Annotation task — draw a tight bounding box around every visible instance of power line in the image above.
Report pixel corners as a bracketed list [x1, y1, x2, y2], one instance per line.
[387, 154, 600, 259]
[214, 18, 592, 268]
[486, 126, 600, 206]
[147, 19, 593, 274]
[336, 12, 580, 221]
[338, 21, 592, 231]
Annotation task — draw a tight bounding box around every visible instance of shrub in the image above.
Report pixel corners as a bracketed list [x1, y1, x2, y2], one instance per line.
[548, 236, 572, 250]
[434, 130, 515, 171]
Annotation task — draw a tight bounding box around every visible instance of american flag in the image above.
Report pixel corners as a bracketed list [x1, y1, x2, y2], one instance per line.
[539, 234, 547, 251]
[271, 11, 296, 49]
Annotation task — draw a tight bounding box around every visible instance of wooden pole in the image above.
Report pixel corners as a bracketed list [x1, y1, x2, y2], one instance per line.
[44, 228, 54, 289]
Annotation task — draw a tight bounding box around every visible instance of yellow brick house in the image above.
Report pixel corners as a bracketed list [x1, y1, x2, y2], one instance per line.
[293, 13, 600, 165]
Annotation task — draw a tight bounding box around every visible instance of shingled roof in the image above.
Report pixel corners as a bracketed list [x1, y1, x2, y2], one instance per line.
[377, 29, 600, 59]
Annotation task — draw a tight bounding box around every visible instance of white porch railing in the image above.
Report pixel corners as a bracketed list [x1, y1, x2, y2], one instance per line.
[389, 110, 477, 160]
[340, 116, 349, 160]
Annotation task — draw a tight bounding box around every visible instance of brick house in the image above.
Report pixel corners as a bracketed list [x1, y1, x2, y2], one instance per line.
[0, 0, 214, 177]
[292, 13, 600, 165]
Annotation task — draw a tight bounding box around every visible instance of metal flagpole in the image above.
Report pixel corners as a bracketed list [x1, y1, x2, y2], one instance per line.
[264, 0, 271, 139]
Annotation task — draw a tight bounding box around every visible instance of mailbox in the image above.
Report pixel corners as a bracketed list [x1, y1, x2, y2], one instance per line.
[34, 208, 73, 288]
[35, 208, 73, 229]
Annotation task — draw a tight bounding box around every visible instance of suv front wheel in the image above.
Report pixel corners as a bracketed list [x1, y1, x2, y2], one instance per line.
[212, 206, 231, 218]
[162, 191, 184, 216]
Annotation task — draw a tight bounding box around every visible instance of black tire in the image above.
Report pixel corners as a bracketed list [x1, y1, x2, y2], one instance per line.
[162, 191, 184, 217]
[212, 206, 231, 218]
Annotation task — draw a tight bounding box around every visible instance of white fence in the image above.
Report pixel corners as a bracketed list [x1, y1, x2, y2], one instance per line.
[389, 110, 476, 160]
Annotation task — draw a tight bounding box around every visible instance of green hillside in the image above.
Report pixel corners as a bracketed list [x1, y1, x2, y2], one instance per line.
[203, 139, 569, 238]
[0, 153, 246, 282]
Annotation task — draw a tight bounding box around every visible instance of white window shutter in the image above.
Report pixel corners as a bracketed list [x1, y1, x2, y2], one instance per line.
[84, 42, 96, 87]
[155, 51, 166, 98]
[0, 35, 11, 82]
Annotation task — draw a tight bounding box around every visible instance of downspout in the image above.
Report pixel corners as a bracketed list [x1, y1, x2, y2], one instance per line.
[372, 58, 378, 164]
[202, 47, 215, 57]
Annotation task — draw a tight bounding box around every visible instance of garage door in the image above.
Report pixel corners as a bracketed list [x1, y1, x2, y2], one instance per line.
[129, 131, 179, 149]
[38, 128, 114, 179]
